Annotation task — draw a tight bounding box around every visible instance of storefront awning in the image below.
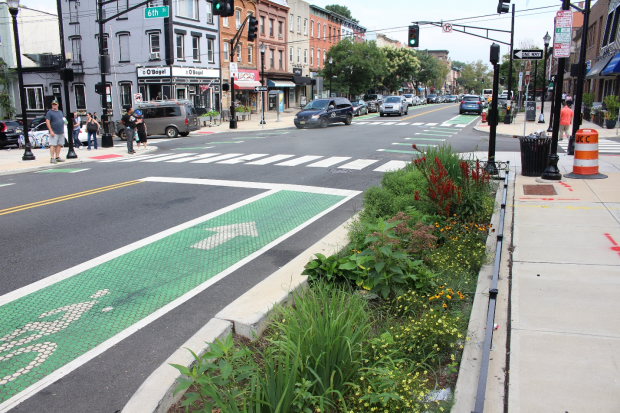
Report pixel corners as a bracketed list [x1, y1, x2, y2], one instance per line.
[293, 76, 312, 85]
[585, 55, 613, 79]
[234, 80, 262, 90]
[602, 52, 620, 76]
[267, 80, 296, 88]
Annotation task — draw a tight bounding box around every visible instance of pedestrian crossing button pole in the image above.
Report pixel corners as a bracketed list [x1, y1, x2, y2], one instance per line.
[260, 42, 266, 127]
[486, 43, 501, 175]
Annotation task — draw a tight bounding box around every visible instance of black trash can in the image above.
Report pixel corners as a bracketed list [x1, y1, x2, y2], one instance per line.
[519, 136, 551, 176]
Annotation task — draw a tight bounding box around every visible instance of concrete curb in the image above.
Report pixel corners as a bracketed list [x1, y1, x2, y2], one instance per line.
[473, 121, 518, 138]
[451, 176, 515, 412]
[121, 214, 357, 413]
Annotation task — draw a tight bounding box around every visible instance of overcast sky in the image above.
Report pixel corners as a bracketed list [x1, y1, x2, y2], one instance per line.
[20, 0, 570, 67]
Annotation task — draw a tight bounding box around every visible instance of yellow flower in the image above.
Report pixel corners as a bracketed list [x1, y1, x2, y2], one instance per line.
[442, 303, 447, 308]
[446, 295, 452, 299]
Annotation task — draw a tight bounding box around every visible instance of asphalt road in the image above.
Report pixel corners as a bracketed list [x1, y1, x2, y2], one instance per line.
[0, 103, 519, 413]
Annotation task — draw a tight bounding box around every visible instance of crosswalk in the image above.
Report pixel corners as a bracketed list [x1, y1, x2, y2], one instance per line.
[99, 152, 408, 172]
[558, 138, 620, 154]
[354, 122, 469, 128]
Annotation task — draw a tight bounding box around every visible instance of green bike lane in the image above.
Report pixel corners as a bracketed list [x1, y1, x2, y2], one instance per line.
[0, 179, 358, 410]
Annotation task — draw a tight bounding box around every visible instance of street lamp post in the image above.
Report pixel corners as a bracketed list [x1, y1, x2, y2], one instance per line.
[539, 32, 551, 123]
[8, 0, 34, 161]
[259, 42, 266, 125]
[329, 57, 333, 98]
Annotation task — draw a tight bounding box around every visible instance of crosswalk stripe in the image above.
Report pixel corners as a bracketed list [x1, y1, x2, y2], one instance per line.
[394, 122, 409, 125]
[339, 159, 379, 170]
[116, 154, 172, 162]
[455, 124, 467, 127]
[412, 122, 424, 125]
[190, 153, 243, 163]
[246, 154, 295, 165]
[406, 137, 445, 141]
[426, 123, 438, 126]
[142, 153, 197, 162]
[367, 122, 383, 125]
[217, 154, 270, 164]
[355, 122, 369, 124]
[373, 160, 407, 172]
[167, 153, 222, 163]
[307, 157, 351, 167]
[276, 155, 323, 166]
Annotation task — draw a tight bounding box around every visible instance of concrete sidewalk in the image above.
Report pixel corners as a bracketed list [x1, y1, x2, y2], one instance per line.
[197, 109, 297, 133]
[460, 151, 620, 412]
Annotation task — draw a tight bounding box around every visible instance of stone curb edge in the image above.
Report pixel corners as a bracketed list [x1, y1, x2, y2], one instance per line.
[451, 176, 515, 412]
[121, 214, 357, 413]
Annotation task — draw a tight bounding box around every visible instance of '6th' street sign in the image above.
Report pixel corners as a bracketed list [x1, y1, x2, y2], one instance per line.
[145, 6, 169, 19]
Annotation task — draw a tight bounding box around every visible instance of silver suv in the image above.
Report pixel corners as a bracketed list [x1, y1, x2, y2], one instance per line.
[380, 96, 408, 117]
[116, 100, 199, 140]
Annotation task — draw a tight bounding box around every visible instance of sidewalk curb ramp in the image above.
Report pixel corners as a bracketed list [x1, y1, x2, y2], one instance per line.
[121, 214, 356, 413]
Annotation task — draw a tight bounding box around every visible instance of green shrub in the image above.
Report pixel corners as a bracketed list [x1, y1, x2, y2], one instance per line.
[362, 168, 428, 219]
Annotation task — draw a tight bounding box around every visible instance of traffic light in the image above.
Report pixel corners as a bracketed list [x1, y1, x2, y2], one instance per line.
[481, 78, 485, 84]
[247, 16, 258, 41]
[407, 25, 419, 48]
[213, 0, 234, 17]
[497, 0, 510, 14]
[95, 83, 103, 95]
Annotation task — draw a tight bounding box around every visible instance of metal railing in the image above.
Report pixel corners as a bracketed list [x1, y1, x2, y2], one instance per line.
[472, 162, 510, 413]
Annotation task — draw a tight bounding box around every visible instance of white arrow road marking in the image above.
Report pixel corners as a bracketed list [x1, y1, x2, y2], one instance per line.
[191, 222, 259, 250]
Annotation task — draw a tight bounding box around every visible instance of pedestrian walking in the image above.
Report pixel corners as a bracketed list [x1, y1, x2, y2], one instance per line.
[559, 101, 574, 141]
[134, 110, 148, 151]
[85, 113, 99, 150]
[93, 112, 102, 136]
[45, 100, 66, 164]
[562, 92, 567, 103]
[120, 107, 136, 154]
[72, 112, 82, 149]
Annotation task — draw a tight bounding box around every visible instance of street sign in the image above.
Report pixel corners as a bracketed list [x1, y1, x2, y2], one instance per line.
[513, 49, 543, 60]
[525, 60, 531, 85]
[518, 72, 523, 92]
[144, 6, 169, 19]
[230, 62, 238, 78]
[254, 86, 268, 92]
[442, 23, 453, 33]
[133, 93, 142, 103]
[554, 10, 573, 58]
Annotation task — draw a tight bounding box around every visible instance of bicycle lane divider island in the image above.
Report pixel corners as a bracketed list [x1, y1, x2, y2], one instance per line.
[0, 177, 360, 411]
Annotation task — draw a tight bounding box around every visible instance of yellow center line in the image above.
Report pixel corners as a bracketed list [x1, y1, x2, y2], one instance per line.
[0, 181, 143, 216]
[401, 104, 459, 122]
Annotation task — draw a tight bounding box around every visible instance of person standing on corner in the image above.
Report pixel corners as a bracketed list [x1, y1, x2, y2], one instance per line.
[120, 107, 136, 154]
[85, 113, 99, 150]
[72, 112, 82, 150]
[45, 100, 66, 164]
[559, 101, 574, 141]
[134, 110, 148, 151]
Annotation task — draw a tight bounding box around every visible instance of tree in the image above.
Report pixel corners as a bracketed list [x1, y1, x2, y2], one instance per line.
[325, 4, 358, 23]
[415, 51, 442, 95]
[458, 60, 492, 94]
[0, 58, 15, 119]
[380, 47, 420, 94]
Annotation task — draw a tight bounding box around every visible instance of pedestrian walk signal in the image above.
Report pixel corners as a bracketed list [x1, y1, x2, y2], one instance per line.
[213, 0, 234, 17]
[408, 25, 419, 48]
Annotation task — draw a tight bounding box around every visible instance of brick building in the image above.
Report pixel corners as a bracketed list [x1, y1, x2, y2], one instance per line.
[583, 0, 611, 101]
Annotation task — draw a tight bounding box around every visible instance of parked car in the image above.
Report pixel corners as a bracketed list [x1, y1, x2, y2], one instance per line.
[351, 100, 369, 116]
[363, 94, 384, 113]
[380, 96, 408, 117]
[294, 98, 354, 128]
[115, 99, 199, 140]
[446, 95, 458, 103]
[427, 94, 439, 104]
[0, 120, 23, 149]
[402, 94, 414, 107]
[29, 121, 89, 146]
[419, 96, 427, 105]
[459, 95, 483, 115]
[29, 117, 46, 130]
[411, 96, 421, 106]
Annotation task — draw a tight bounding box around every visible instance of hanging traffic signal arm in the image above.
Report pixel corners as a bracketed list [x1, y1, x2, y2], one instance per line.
[420, 21, 511, 46]
[230, 14, 253, 61]
[97, 0, 153, 23]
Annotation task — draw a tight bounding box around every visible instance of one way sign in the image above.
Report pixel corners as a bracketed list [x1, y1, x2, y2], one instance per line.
[513, 49, 543, 60]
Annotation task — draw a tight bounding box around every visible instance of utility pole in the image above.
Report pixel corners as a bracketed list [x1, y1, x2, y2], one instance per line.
[487, 43, 500, 174]
[504, 4, 515, 124]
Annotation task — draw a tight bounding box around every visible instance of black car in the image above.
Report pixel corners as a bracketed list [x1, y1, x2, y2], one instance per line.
[0, 120, 24, 149]
[363, 94, 384, 113]
[427, 94, 439, 104]
[351, 100, 369, 116]
[294, 98, 354, 129]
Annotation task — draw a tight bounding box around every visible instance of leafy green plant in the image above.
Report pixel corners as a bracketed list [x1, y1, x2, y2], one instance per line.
[301, 252, 351, 283]
[582, 92, 595, 109]
[604, 95, 620, 120]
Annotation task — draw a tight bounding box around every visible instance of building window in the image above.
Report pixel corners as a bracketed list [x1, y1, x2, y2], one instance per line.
[175, 0, 198, 20]
[223, 41, 229, 61]
[223, 16, 229, 27]
[71, 38, 82, 63]
[192, 36, 200, 61]
[237, 44, 242, 62]
[310, 47, 314, 66]
[278, 21, 283, 37]
[610, 8, 620, 44]
[149, 33, 160, 57]
[317, 48, 320, 67]
[311, 20, 314, 37]
[248, 45, 253, 64]
[207, 38, 214, 63]
[269, 19, 274, 36]
[176, 34, 185, 59]
[289, 46, 293, 62]
[206, 1, 213, 24]
[25, 86, 44, 110]
[270, 49, 274, 68]
[317, 22, 320, 39]
[279, 50, 283, 69]
[338, 29, 340, 40]
[74, 84, 86, 110]
[118, 34, 130, 62]
[297, 47, 300, 63]
[304, 19, 307, 35]
[603, 12, 614, 46]
[235, 9, 241, 29]
[323, 25, 326, 40]
[290, 14, 294, 32]
[304, 49, 307, 64]
[69, 0, 78, 23]
[329, 26, 332, 42]
[119, 83, 132, 107]
[260, 17, 264, 34]
[323, 50, 326, 64]
[297, 16, 301, 33]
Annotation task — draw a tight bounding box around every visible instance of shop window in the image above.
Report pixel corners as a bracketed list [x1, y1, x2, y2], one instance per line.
[25, 86, 43, 110]
[119, 34, 130, 62]
[192, 36, 200, 61]
[119, 83, 132, 107]
[175, 0, 198, 20]
[74, 84, 86, 110]
[176, 34, 185, 60]
[207, 39, 214, 63]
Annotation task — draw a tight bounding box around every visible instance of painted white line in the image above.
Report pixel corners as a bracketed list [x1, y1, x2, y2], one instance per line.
[394, 122, 409, 125]
[373, 160, 407, 172]
[412, 122, 424, 125]
[425, 129, 456, 134]
[338, 159, 379, 170]
[115, 154, 172, 163]
[376, 149, 385, 152]
[425, 123, 438, 126]
[0, 183, 15, 187]
[142, 153, 197, 162]
[69, 169, 90, 173]
[217, 154, 269, 164]
[246, 154, 295, 165]
[367, 122, 383, 125]
[191, 153, 243, 164]
[166, 153, 221, 163]
[276, 155, 323, 166]
[306, 157, 351, 168]
[354, 122, 369, 125]
[148, 139, 176, 143]
[441, 124, 451, 127]
[455, 124, 468, 127]
[0, 186, 357, 412]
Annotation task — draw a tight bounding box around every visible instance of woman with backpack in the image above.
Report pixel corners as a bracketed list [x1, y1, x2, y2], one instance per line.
[85, 112, 99, 150]
[134, 110, 148, 150]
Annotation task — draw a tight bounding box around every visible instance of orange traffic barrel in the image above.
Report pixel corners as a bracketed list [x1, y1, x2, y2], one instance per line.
[564, 129, 608, 180]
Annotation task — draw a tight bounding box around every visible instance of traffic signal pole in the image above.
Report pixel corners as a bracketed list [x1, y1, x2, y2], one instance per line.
[487, 43, 501, 175]
[227, 14, 253, 129]
[504, 4, 515, 124]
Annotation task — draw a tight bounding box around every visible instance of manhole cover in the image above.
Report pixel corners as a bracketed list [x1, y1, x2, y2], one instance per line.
[523, 184, 557, 195]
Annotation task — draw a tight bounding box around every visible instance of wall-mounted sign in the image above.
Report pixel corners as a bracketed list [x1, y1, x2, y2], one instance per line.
[237, 71, 257, 81]
[172, 66, 219, 78]
[137, 67, 171, 77]
[292, 67, 303, 76]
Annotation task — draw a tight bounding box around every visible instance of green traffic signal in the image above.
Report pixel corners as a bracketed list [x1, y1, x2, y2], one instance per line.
[407, 25, 419, 48]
